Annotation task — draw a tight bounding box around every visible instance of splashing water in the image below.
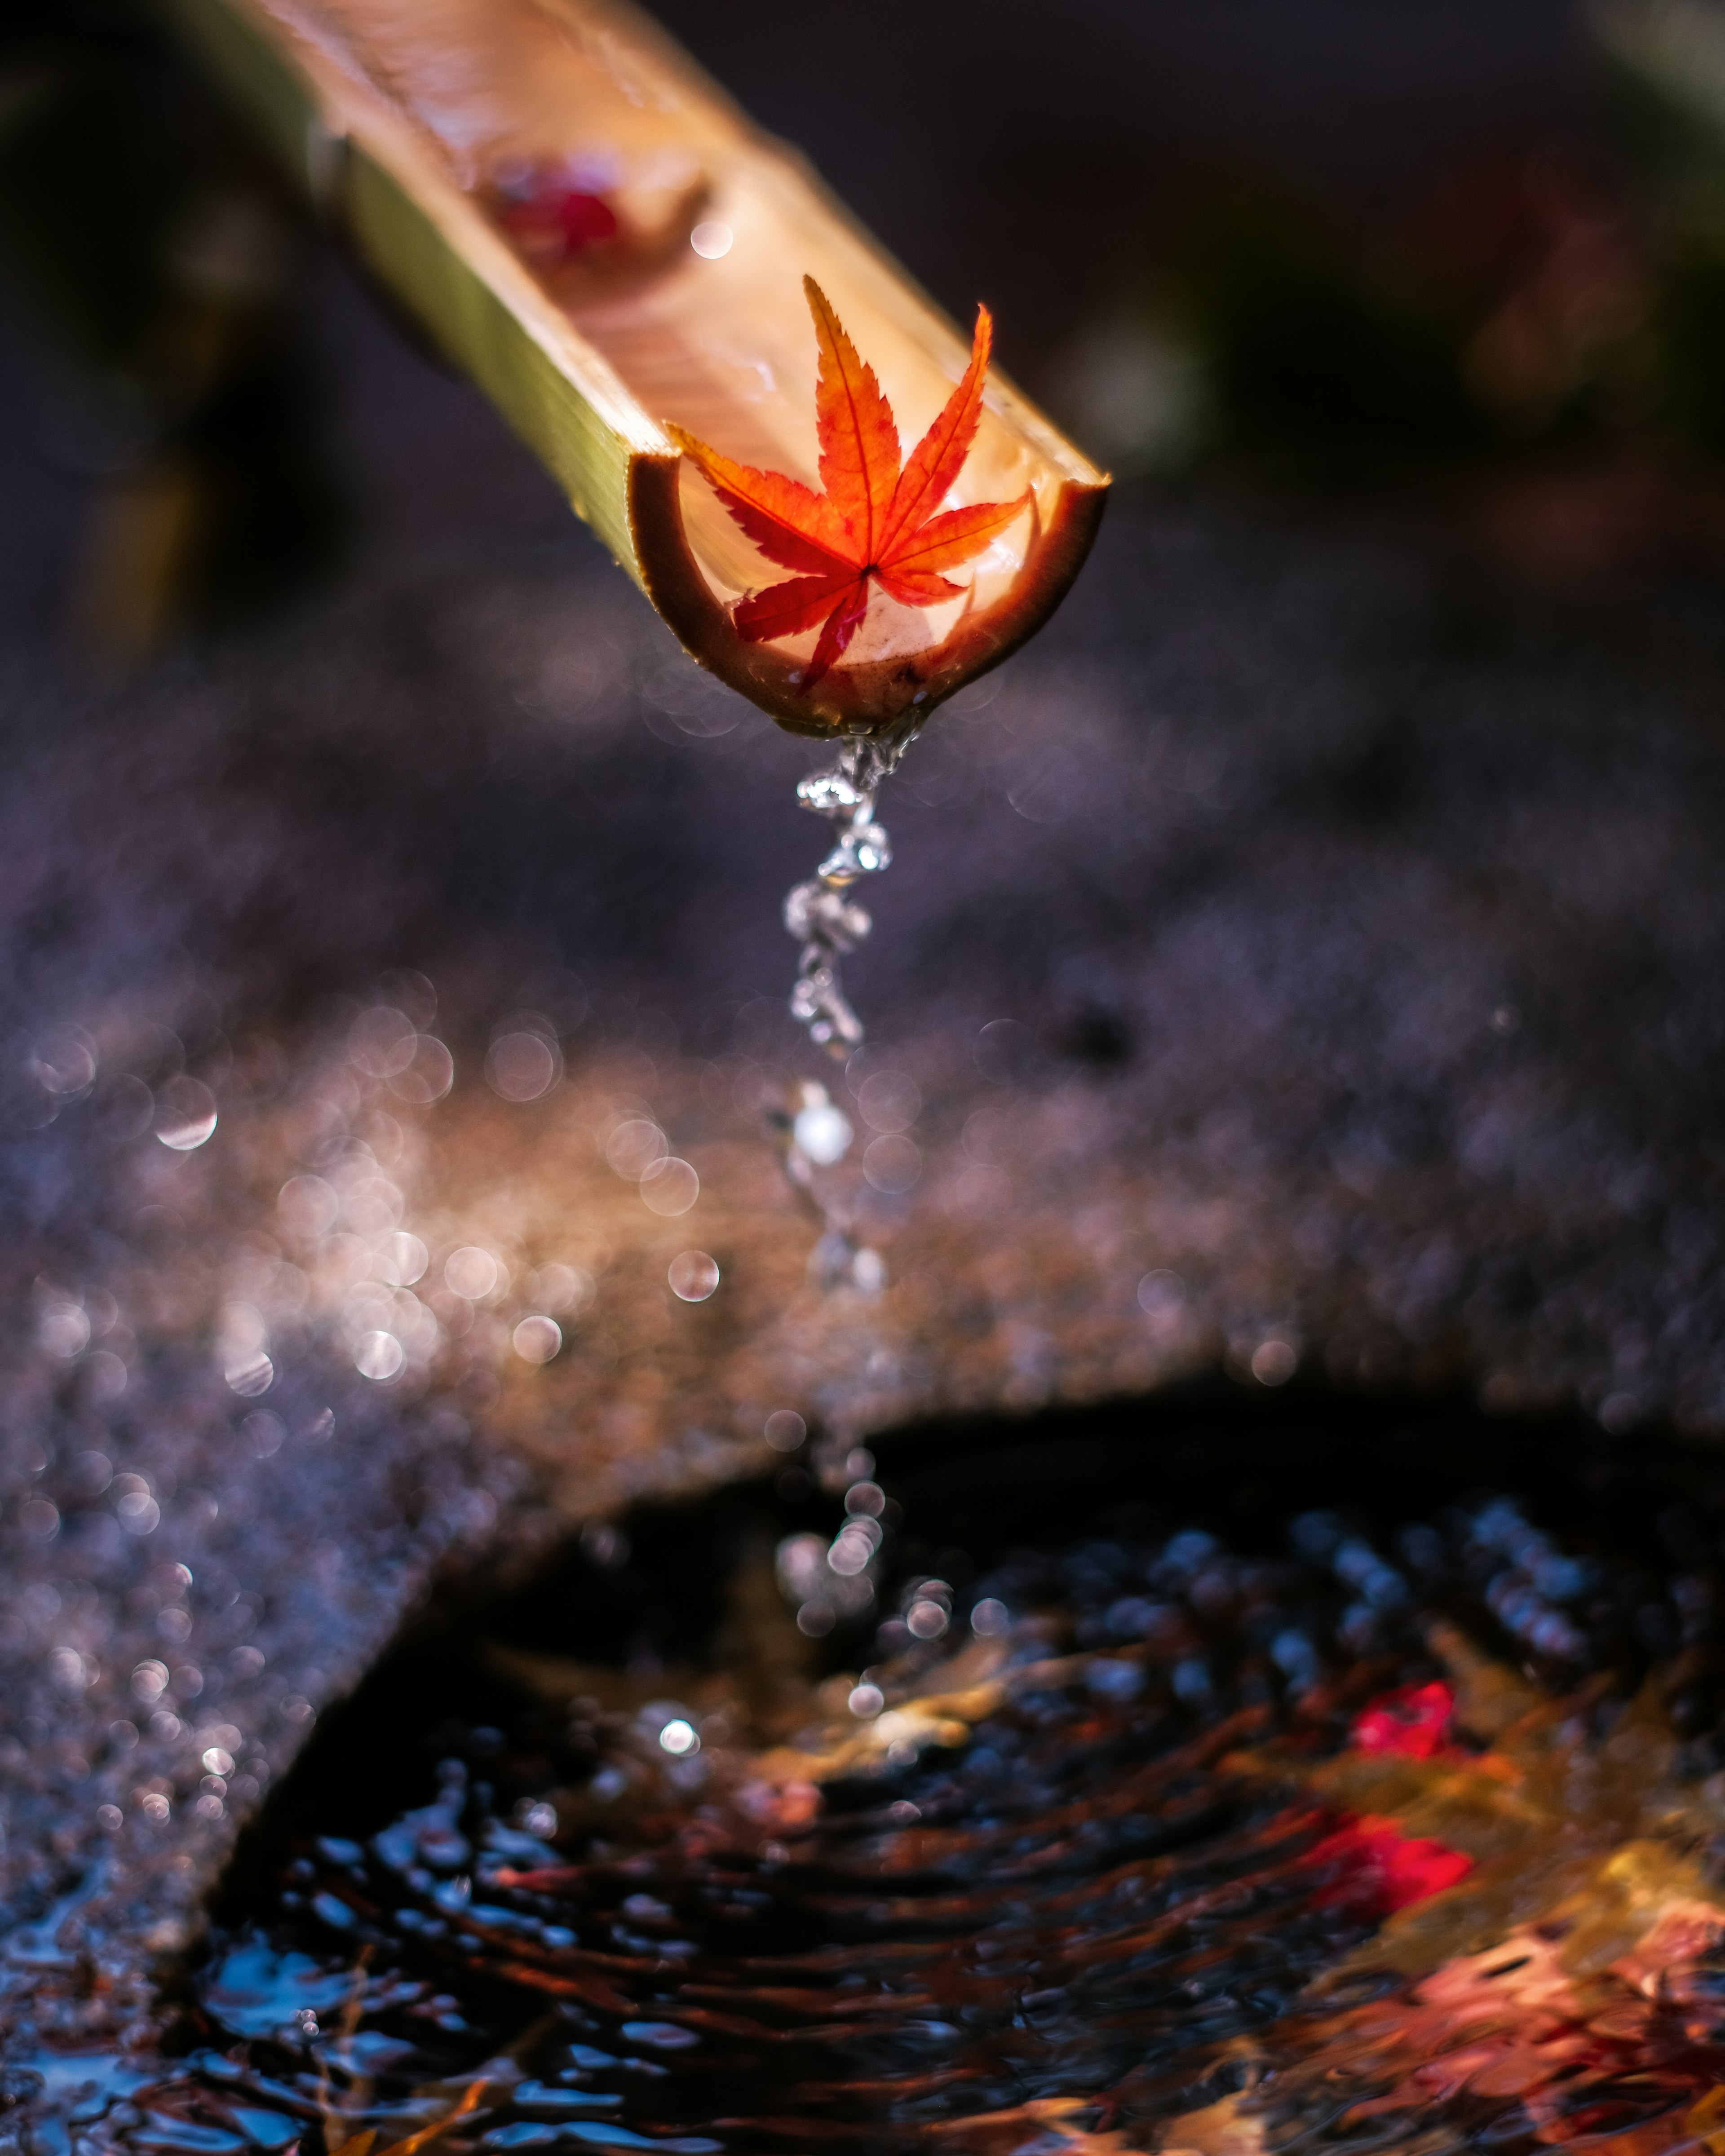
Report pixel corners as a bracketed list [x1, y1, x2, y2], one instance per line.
[73, 1461, 1725, 2156]
[761, 1075, 887, 1296]
[782, 729, 912, 1058]
[774, 728, 917, 1293]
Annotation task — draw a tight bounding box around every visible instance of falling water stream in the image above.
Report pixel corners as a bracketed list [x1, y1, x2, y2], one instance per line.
[773, 728, 917, 1294]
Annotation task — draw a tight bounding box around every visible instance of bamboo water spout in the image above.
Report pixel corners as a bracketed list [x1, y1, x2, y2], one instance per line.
[163, 0, 1108, 737]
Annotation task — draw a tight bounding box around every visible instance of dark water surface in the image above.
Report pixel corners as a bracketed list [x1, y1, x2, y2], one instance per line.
[24, 1390, 1725, 2156]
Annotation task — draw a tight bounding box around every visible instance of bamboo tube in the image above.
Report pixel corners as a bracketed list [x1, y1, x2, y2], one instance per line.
[161, 0, 1109, 736]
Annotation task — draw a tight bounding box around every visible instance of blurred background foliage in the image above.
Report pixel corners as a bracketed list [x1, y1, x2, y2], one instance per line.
[0, 0, 347, 656]
[1075, 129, 1725, 482]
[9, 0, 1725, 649]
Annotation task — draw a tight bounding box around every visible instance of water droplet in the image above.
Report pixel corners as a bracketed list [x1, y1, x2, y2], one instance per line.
[349, 1006, 417, 1078]
[828, 1521, 879, 1577]
[118, 1491, 161, 1535]
[379, 968, 438, 1026]
[49, 1649, 86, 1693]
[94, 1074, 154, 1140]
[445, 1246, 501, 1300]
[792, 1085, 852, 1165]
[279, 1175, 337, 1237]
[1137, 1268, 1185, 1315]
[862, 1134, 921, 1193]
[155, 1076, 217, 1150]
[764, 1409, 805, 1452]
[854, 1067, 920, 1133]
[38, 1302, 90, 1359]
[243, 1411, 285, 1458]
[386, 1230, 429, 1285]
[534, 1263, 594, 1314]
[1251, 1339, 1298, 1386]
[639, 1158, 699, 1215]
[33, 1022, 97, 1096]
[606, 1119, 668, 1178]
[389, 1036, 454, 1104]
[83, 1349, 128, 1401]
[512, 1315, 562, 1364]
[668, 1251, 719, 1302]
[848, 1683, 884, 1718]
[1007, 750, 1082, 824]
[226, 1352, 274, 1398]
[582, 1520, 629, 1568]
[973, 1018, 1035, 1084]
[690, 220, 732, 258]
[488, 1032, 562, 1102]
[355, 1331, 404, 1381]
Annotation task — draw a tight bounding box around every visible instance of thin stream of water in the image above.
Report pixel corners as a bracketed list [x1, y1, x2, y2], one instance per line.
[774, 728, 918, 1294]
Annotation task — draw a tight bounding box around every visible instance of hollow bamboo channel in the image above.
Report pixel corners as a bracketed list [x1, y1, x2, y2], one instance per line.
[160, 0, 1109, 736]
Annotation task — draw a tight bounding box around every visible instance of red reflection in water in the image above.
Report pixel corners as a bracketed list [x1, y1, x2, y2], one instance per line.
[1351, 1678, 1455, 1758]
[497, 187, 620, 264]
[1309, 1813, 1475, 1914]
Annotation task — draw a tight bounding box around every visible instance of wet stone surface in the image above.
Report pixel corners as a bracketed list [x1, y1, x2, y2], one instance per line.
[5, 468, 1725, 2059]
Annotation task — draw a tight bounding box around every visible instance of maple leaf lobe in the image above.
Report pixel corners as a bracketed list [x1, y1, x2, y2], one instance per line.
[669, 278, 1029, 689]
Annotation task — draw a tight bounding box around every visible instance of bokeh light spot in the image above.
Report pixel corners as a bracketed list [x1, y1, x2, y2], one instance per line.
[355, 1330, 404, 1381]
[487, 1031, 561, 1101]
[639, 1157, 699, 1215]
[155, 1076, 217, 1151]
[764, 1409, 805, 1452]
[512, 1314, 562, 1364]
[668, 1250, 719, 1302]
[444, 1246, 500, 1300]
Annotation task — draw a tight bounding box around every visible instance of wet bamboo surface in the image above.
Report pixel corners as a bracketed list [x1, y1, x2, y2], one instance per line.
[161, 0, 1105, 732]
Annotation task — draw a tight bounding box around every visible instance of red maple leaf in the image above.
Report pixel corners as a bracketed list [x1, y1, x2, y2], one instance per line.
[498, 184, 619, 262]
[668, 276, 1031, 688]
[1351, 1681, 1456, 1760]
[1308, 1813, 1474, 1917]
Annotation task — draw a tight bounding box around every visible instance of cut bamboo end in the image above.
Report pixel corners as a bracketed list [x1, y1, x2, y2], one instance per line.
[161, 0, 1109, 737]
